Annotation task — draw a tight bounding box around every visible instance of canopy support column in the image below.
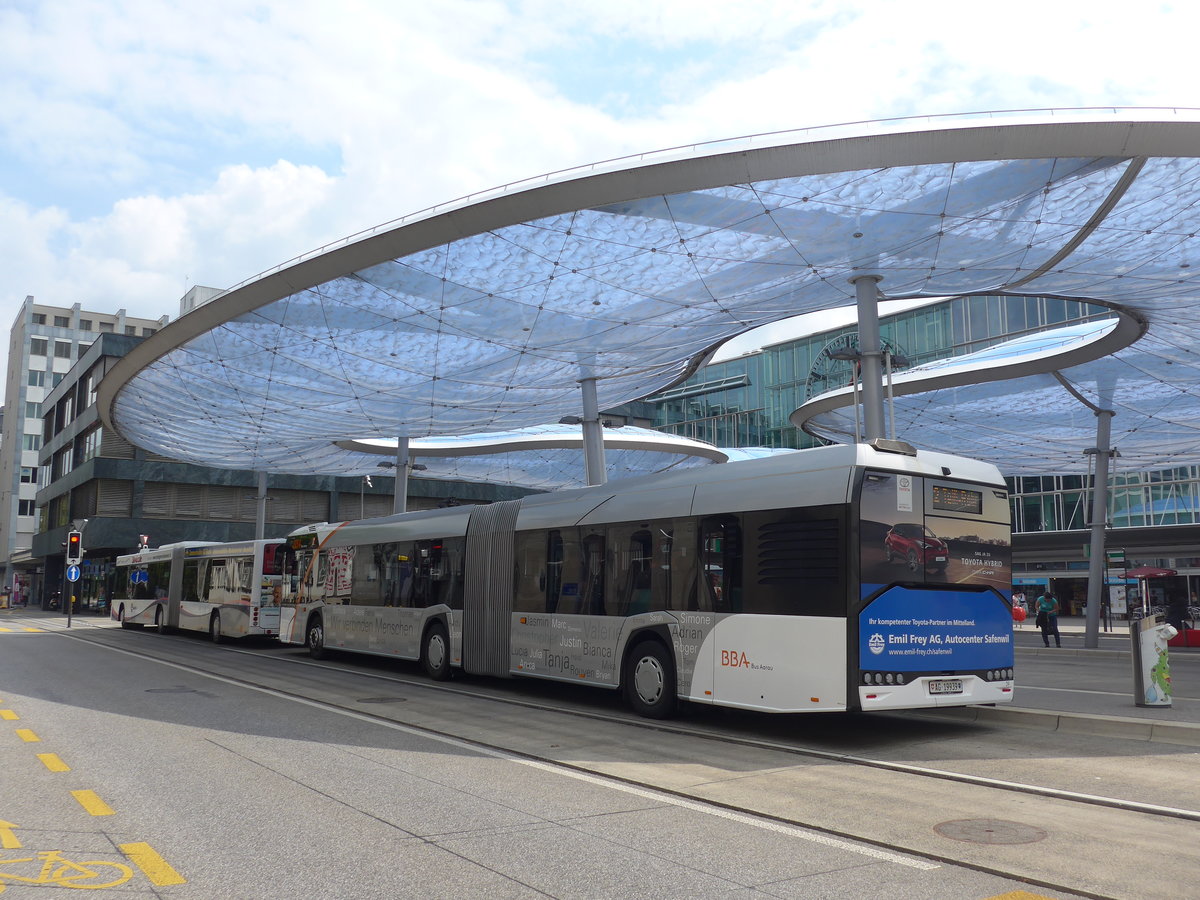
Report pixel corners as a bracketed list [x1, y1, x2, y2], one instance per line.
[851, 275, 886, 442]
[254, 471, 268, 541]
[1084, 409, 1116, 649]
[580, 376, 607, 486]
[393, 436, 411, 515]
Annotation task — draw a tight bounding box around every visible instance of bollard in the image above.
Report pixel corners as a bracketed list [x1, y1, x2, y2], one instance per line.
[1130, 614, 1177, 707]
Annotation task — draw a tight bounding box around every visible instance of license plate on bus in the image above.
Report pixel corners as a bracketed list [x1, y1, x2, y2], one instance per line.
[928, 679, 963, 695]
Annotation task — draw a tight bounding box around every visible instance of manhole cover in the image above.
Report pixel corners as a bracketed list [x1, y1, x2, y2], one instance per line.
[145, 687, 198, 694]
[356, 697, 407, 704]
[934, 819, 1047, 845]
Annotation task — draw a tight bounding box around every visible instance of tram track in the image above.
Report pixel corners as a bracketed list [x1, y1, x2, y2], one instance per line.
[25, 616, 1200, 900]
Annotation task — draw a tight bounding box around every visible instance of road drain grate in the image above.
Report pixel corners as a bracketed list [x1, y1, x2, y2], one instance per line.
[934, 819, 1047, 844]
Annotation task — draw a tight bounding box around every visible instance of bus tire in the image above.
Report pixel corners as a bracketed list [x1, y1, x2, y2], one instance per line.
[155, 607, 168, 634]
[306, 616, 326, 659]
[210, 612, 224, 644]
[119, 605, 135, 629]
[422, 622, 451, 681]
[624, 639, 677, 719]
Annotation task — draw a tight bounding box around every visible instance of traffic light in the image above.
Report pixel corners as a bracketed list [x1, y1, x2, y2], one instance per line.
[66, 530, 83, 565]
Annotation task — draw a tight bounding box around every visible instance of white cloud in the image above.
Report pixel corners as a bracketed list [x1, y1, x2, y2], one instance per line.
[1, 0, 1197, 374]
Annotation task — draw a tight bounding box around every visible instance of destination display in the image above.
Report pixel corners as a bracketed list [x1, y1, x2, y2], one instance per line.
[931, 484, 983, 514]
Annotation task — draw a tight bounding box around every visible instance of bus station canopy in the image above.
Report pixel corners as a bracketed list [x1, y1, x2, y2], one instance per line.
[98, 108, 1200, 478]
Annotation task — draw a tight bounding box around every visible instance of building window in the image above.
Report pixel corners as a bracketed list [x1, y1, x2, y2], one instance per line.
[51, 372, 64, 387]
[17, 500, 35, 517]
[99, 322, 114, 332]
[29, 338, 47, 356]
[22, 434, 42, 451]
[32, 313, 45, 325]
[124, 325, 136, 336]
[27, 370, 45, 387]
[53, 315, 69, 327]
[20, 467, 36, 483]
[54, 341, 71, 358]
[78, 318, 92, 331]
[25, 401, 41, 419]
[143, 327, 157, 336]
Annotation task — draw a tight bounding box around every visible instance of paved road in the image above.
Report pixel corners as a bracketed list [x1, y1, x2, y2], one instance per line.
[2, 610, 1102, 900]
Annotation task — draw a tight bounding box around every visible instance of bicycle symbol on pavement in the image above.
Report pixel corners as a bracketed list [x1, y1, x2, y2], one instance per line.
[0, 849, 134, 891]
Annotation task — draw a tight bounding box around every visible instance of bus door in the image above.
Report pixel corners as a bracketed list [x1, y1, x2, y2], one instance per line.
[256, 543, 284, 635]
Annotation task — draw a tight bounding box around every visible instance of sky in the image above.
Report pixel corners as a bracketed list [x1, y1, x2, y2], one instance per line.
[2, 0, 1198, 377]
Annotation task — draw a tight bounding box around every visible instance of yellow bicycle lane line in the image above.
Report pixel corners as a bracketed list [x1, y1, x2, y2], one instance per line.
[3, 695, 188, 888]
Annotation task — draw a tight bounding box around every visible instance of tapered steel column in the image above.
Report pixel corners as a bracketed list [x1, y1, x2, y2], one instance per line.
[580, 376, 606, 486]
[254, 471, 268, 540]
[851, 275, 885, 441]
[1084, 410, 1115, 649]
[393, 436, 410, 514]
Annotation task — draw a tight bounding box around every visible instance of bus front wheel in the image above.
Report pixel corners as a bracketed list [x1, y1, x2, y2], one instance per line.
[119, 605, 135, 629]
[210, 612, 224, 644]
[422, 622, 451, 681]
[306, 617, 326, 659]
[155, 607, 168, 635]
[624, 639, 677, 719]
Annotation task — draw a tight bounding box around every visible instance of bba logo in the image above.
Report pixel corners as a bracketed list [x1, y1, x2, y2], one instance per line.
[721, 649, 751, 667]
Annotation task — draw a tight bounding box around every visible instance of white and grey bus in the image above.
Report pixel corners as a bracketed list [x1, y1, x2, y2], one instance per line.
[276, 442, 1015, 718]
[111, 542, 214, 631]
[113, 540, 286, 640]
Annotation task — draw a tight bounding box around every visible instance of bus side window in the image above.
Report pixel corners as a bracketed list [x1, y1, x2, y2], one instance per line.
[701, 515, 742, 614]
[513, 531, 547, 613]
[609, 525, 653, 616]
[581, 529, 605, 616]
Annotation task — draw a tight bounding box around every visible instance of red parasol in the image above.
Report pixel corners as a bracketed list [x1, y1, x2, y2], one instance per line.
[1124, 566, 1177, 578]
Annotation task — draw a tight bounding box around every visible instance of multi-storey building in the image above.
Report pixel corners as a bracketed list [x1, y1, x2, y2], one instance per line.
[650, 294, 1200, 615]
[0, 297, 168, 603]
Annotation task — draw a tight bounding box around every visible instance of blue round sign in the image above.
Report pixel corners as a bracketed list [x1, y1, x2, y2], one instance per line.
[66, 565, 80, 583]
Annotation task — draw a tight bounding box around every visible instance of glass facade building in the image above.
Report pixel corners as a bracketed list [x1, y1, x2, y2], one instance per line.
[649, 295, 1200, 616]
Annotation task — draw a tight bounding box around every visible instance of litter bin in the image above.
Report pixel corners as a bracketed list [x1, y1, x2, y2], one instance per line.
[1130, 614, 1178, 707]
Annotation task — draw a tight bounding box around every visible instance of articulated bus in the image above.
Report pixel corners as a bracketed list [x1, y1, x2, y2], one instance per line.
[276, 442, 1015, 718]
[113, 540, 286, 640]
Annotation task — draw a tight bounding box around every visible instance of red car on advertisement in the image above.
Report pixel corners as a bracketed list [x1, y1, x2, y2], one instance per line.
[884, 523, 949, 575]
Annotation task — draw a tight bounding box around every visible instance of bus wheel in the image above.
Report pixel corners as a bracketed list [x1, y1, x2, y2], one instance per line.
[422, 622, 451, 681]
[306, 617, 326, 659]
[210, 612, 224, 644]
[119, 605, 135, 629]
[155, 607, 168, 635]
[624, 639, 677, 719]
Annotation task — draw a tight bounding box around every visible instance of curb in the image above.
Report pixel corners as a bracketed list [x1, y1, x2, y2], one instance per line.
[927, 704, 1200, 747]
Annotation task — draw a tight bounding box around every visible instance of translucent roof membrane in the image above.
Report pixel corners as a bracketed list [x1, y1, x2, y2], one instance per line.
[99, 110, 1200, 477]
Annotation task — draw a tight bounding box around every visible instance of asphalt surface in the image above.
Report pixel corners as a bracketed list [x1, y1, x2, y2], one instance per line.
[6, 605, 1199, 747]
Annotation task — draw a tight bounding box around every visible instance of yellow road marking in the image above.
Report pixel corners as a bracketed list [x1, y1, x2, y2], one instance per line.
[15, 729, 39, 742]
[119, 842, 186, 885]
[986, 892, 1061, 899]
[0, 710, 18, 720]
[71, 789, 115, 816]
[0, 820, 20, 849]
[36, 752, 70, 772]
[0, 627, 11, 632]
[22, 627, 43, 633]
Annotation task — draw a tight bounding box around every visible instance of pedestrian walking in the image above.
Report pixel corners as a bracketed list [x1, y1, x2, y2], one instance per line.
[1035, 589, 1061, 647]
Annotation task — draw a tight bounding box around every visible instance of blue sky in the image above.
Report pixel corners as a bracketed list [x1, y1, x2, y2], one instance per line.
[1, 0, 1197, 375]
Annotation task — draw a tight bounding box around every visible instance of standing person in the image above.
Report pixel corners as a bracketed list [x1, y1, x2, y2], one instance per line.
[1012, 588, 1027, 628]
[1036, 589, 1061, 647]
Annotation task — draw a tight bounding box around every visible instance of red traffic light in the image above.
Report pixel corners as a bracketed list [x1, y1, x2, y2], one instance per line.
[66, 530, 83, 564]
